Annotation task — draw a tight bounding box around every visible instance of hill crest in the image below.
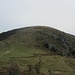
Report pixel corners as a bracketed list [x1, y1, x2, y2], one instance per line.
[0, 26, 75, 58]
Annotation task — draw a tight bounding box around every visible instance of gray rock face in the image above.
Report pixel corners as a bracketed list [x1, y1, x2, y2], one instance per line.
[48, 44, 57, 52]
[44, 43, 57, 52]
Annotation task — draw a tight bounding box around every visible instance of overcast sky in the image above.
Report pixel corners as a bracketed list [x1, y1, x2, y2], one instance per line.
[0, 0, 75, 35]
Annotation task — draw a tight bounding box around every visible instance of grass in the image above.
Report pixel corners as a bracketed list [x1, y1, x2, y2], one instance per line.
[0, 46, 75, 75]
[0, 26, 75, 74]
[0, 46, 75, 69]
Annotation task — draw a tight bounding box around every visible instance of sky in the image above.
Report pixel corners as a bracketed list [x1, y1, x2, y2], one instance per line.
[0, 0, 75, 35]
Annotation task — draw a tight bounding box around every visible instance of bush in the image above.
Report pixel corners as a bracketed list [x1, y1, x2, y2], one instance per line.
[8, 63, 20, 75]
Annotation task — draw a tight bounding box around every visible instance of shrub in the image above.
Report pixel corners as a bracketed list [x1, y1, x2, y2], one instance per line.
[8, 63, 20, 75]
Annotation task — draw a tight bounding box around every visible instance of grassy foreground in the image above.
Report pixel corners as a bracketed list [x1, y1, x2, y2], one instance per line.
[0, 46, 75, 75]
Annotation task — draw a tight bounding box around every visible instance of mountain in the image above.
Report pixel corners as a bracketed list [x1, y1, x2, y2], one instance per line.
[0, 26, 75, 74]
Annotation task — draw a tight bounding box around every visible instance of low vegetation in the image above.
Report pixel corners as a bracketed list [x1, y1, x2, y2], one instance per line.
[0, 26, 75, 75]
[0, 55, 75, 75]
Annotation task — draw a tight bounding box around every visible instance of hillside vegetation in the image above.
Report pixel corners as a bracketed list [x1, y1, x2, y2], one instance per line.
[0, 26, 75, 75]
[0, 26, 75, 57]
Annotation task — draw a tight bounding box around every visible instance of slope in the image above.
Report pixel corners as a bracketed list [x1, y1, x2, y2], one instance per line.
[0, 26, 75, 74]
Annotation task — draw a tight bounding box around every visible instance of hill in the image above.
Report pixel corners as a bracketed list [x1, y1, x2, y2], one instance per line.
[0, 26, 75, 57]
[0, 26, 75, 74]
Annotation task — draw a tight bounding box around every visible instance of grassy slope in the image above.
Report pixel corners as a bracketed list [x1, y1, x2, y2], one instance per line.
[0, 26, 75, 74]
[0, 45, 75, 73]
